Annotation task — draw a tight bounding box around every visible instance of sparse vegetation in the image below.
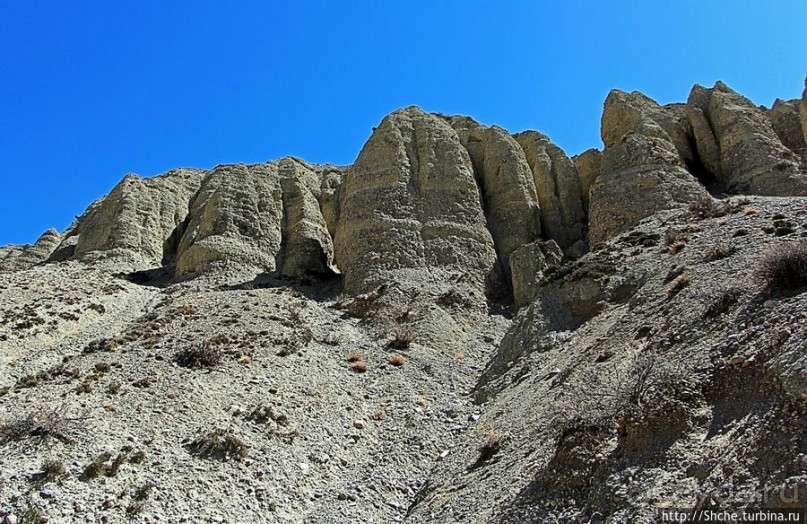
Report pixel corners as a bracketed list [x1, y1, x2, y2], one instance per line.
[388, 354, 407, 367]
[388, 325, 415, 350]
[186, 429, 249, 461]
[0, 408, 83, 445]
[84, 337, 118, 353]
[351, 361, 368, 373]
[40, 458, 66, 481]
[703, 242, 735, 262]
[134, 482, 155, 501]
[16, 361, 80, 389]
[755, 241, 807, 294]
[703, 288, 742, 318]
[245, 405, 288, 426]
[475, 431, 511, 466]
[666, 273, 690, 296]
[174, 342, 222, 368]
[688, 196, 728, 219]
[345, 352, 363, 362]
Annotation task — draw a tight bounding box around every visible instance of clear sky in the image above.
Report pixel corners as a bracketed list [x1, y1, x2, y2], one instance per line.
[1, 1, 805, 245]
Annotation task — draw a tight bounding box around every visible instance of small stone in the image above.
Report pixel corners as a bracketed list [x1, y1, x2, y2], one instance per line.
[39, 489, 56, 499]
[4, 515, 18, 524]
[353, 419, 365, 429]
[298, 463, 309, 473]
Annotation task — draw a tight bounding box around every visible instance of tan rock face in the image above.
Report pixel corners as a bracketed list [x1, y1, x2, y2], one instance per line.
[0, 229, 61, 271]
[175, 159, 336, 279]
[687, 82, 807, 195]
[770, 98, 806, 153]
[514, 131, 585, 250]
[335, 107, 499, 296]
[175, 163, 284, 276]
[801, 77, 807, 147]
[449, 117, 542, 279]
[74, 168, 205, 268]
[572, 148, 601, 210]
[276, 157, 338, 278]
[590, 90, 708, 244]
[509, 239, 563, 309]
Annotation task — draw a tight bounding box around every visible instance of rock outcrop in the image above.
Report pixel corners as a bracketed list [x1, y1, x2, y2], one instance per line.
[514, 131, 585, 251]
[508, 239, 563, 309]
[686, 82, 807, 195]
[801, 78, 807, 147]
[334, 107, 499, 297]
[74, 168, 205, 268]
[175, 163, 285, 276]
[589, 90, 708, 244]
[6, 80, 807, 301]
[770, 98, 806, 153]
[0, 229, 61, 271]
[448, 117, 542, 282]
[572, 148, 601, 210]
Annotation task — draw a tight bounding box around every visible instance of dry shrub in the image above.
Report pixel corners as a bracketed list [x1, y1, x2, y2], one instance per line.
[703, 288, 742, 318]
[688, 196, 729, 219]
[666, 274, 691, 297]
[0, 408, 83, 445]
[475, 431, 511, 466]
[40, 458, 66, 481]
[351, 361, 368, 373]
[755, 242, 807, 294]
[388, 354, 407, 367]
[345, 352, 363, 362]
[703, 243, 735, 262]
[174, 342, 222, 368]
[388, 326, 415, 350]
[668, 240, 687, 254]
[186, 429, 249, 461]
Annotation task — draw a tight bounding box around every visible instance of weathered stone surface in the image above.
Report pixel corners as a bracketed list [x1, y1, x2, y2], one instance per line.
[317, 165, 348, 240]
[74, 168, 204, 268]
[509, 239, 563, 308]
[175, 163, 284, 276]
[335, 107, 499, 296]
[572, 148, 601, 210]
[514, 131, 585, 250]
[687, 82, 807, 195]
[276, 158, 338, 278]
[770, 98, 806, 153]
[449, 117, 542, 279]
[591, 90, 708, 244]
[0, 229, 61, 271]
[801, 78, 807, 146]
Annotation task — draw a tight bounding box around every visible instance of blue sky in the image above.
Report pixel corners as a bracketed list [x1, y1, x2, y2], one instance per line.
[1, 1, 805, 245]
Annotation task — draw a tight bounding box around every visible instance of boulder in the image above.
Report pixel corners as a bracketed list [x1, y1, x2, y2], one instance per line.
[590, 90, 708, 244]
[334, 107, 499, 296]
[74, 168, 205, 268]
[514, 131, 585, 250]
[686, 82, 807, 195]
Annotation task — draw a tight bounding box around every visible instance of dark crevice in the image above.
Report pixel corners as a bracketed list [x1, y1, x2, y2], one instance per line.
[684, 132, 723, 196]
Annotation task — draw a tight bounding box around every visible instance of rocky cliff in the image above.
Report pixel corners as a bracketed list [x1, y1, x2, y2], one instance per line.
[1, 81, 805, 523]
